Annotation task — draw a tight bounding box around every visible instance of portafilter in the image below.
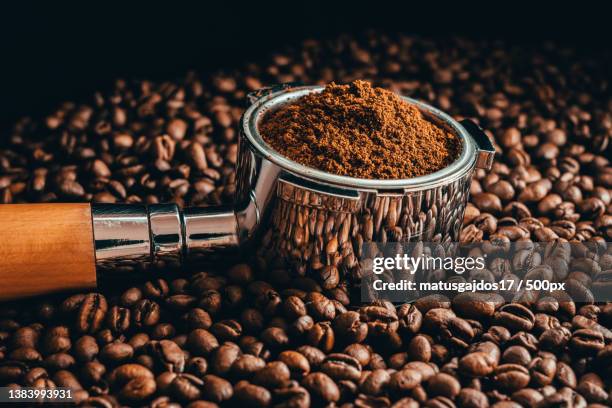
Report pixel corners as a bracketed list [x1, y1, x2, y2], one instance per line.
[0, 84, 494, 300]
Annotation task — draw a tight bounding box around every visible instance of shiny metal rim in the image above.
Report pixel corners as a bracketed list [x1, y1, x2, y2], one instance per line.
[242, 86, 477, 192]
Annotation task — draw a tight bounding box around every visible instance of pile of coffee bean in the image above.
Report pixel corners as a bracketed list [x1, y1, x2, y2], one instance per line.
[1, 32, 611, 407]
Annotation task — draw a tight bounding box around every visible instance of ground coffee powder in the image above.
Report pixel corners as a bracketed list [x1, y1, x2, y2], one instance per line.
[259, 80, 460, 179]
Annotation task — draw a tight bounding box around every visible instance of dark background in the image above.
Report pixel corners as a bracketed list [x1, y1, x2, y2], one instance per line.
[1, 1, 610, 128]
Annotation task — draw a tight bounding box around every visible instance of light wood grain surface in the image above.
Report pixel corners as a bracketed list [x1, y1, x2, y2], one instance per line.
[0, 203, 97, 301]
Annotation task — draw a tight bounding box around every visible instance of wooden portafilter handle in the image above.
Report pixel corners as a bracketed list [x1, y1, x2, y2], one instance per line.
[0, 203, 240, 301]
[0, 203, 97, 301]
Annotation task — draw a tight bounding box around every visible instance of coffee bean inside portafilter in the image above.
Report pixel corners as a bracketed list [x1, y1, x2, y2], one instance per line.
[1, 33, 611, 406]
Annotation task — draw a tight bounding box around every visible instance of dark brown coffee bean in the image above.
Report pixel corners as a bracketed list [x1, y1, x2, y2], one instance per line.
[426, 373, 460, 399]
[231, 354, 265, 378]
[320, 353, 362, 381]
[119, 376, 157, 402]
[210, 342, 241, 375]
[107, 306, 130, 333]
[100, 341, 134, 363]
[233, 380, 271, 407]
[570, 328, 605, 355]
[274, 383, 311, 408]
[492, 364, 530, 392]
[389, 368, 422, 392]
[290, 315, 314, 337]
[170, 373, 204, 402]
[510, 388, 543, 406]
[397, 303, 423, 334]
[408, 335, 432, 362]
[143, 279, 170, 299]
[423, 308, 456, 332]
[261, 326, 289, 349]
[456, 388, 489, 408]
[307, 322, 335, 353]
[278, 350, 310, 378]
[283, 296, 307, 320]
[494, 303, 535, 332]
[109, 363, 154, 386]
[210, 320, 242, 341]
[150, 340, 186, 373]
[72, 293, 108, 333]
[252, 361, 290, 388]
[501, 346, 531, 366]
[121, 287, 142, 307]
[187, 329, 219, 356]
[185, 357, 208, 378]
[302, 372, 340, 403]
[333, 311, 368, 343]
[132, 299, 161, 328]
[472, 193, 502, 213]
[184, 308, 212, 330]
[12, 327, 39, 349]
[344, 343, 371, 368]
[305, 292, 336, 321]
[200, 374, 233, 403]
[528, 354, 556, 387]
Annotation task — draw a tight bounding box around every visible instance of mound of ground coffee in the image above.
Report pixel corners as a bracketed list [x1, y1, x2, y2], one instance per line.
[260, 80, 460, 179]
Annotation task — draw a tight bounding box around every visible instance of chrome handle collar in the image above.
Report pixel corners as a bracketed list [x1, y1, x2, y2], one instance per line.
[91, 203, 239, 275]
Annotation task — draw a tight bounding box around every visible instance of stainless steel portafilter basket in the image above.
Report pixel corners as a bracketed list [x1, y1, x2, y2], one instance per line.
[94, 85, 494, 275]
[0, 84, 494, 300]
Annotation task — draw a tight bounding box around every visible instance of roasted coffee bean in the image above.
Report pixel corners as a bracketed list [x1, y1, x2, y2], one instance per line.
[210, 342, 241, 375]
[170, 373, 204, 402]
[397, 303, 423, 334]
[320, 353, 362, 381]
[344, 343, 371, 368]
[501, 346, 531, 366]
[459, 352, 496, 377]
[408, 335, 432, 362]
[81, 361, 106, 384]
[290, 315, 314, 337]
[252, 361, 291, 388]
[70, 293, 108, 333]
[307, 322, 335, 352]
[150, 340, 186, 373]
[283, 296, 307, 320]
[494, 304, 535, 332]
[187, 329, 219, 356]
[186, 357, 208, 377]
[528, 354, 556, 387]
[132, 299, 161, 328]
[278, 350, 310, 378]
[200, 374, 233, 403]
[305, 292, 336, 321]
[511, 388, 544, 406]
[233, 380, 271, 407]
[210, 320, 242, 341]
[360, 305, 399, 335]
[107, 306, 130, 333]
[261, 326, 289, 349]
[143, 279, 170, 300]
[119, 376, 157, 402]
[333, 311, 368, 343]
[456, 388, 489, 408]
[302, 372, 340, 403]
[427, 373, 461, 399]
[492, 364, 530, 392]
[100, 342, 134, 363]
[274, 383, 311, 408]
[389, 368, 422, 392]
[570, 328, 605, 355]
[185, 308, 213, 330]
[360, 369, 391, 396]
